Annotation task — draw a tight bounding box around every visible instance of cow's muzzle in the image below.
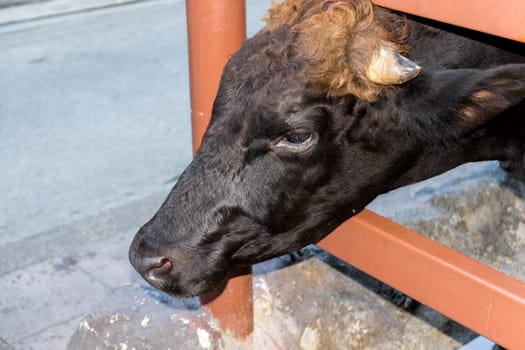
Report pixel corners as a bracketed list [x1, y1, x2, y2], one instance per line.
[129, 229, 230, 297]
[128, 234, 175, 290]
[129, 253, 173, 289]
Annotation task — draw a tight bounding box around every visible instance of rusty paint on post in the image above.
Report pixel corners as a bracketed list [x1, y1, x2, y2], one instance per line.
[185, 0, 253, 339]
[318, 209, 525, 349]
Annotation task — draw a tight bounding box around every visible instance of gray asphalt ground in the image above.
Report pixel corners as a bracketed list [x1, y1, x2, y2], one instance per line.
[1, 0, 190, 246]
[0, 0, 47, 9]
[0, 0, 268, 348]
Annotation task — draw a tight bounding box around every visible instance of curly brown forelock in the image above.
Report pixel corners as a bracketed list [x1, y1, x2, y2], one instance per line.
[264, 0, 363, 28]
[263, 0, 405, 101]
[293, 1, 394, 100]
[263, 0, 303, 29]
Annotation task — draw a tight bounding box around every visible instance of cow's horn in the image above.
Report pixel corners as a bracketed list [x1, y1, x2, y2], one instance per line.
[366, 46, 421, 85]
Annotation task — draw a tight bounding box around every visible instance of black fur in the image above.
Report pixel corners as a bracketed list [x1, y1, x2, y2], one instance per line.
[129, 10, 525, 297]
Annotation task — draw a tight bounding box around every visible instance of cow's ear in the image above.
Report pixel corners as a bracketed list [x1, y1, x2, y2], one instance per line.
[399, 64, 525, 138]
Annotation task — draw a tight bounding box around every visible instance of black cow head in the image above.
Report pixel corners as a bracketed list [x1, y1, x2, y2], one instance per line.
[129, 0, 525, 297]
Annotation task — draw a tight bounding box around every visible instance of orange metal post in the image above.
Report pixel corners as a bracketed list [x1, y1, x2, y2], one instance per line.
[318, 210, 525, 349]
[186, 0, 247, 148]
[185, 0, 253, 339]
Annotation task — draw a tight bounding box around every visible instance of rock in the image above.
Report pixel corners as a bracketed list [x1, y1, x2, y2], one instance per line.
[299, 326, 321, 350]
[68, 251, 465, 349]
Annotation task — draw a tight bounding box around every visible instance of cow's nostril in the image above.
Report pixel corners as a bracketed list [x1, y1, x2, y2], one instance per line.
[150, 258, 172, 275]
[145, 258, 173, 282]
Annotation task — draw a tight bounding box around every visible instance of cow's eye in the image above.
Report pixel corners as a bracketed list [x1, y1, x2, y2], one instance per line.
[284, 132, 311, 144]
[272, 130, 317, 153]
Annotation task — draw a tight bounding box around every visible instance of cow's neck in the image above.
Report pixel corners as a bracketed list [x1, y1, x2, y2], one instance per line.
[388, 108, 525, 191]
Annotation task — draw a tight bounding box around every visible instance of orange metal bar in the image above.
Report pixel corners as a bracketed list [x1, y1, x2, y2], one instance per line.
[372, 0, 525, 43]
[318, 210, 525, 349]
[185, 0, 253, 339]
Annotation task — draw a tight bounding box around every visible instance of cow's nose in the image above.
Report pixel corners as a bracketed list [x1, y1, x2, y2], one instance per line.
[143, 257, 173, 285]
[129, 235, 174, 287]
[131, 254, 174, 287]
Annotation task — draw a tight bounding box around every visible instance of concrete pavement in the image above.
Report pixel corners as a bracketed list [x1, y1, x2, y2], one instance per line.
[0, 0, 151, 26]
[1, 0, 191, 246]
